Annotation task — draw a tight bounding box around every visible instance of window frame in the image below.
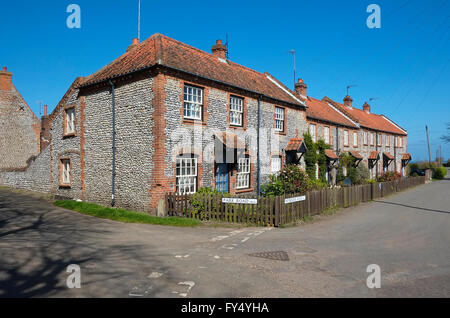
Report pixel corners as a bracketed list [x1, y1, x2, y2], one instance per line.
[344, 130, 349, 147]
[363, 131, 368, 145]
[236, 157, 251, 190]
[274, 106, 285, 133]
[271, 156, 282, 175]
[323, 126, 330, 144]
[183, 84, 204, 121]
[353, 131, 358, 147]
[309, 124, 317, 142]
[229, 95, 244, 127]
[175, 155, 198, 194]
[63, 105, 76, 137]
[59, 158, 72, 188]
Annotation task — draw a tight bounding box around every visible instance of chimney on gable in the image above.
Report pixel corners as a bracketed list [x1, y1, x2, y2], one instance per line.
[126, 38, 140, 52]
[211, 40, 227, 60]
[40, 104, 50, 151]
[363, 102, 371, 113]
[0, 66, 13, 91]
[294, 79, 307, 98]
[343, 95, 353, 108]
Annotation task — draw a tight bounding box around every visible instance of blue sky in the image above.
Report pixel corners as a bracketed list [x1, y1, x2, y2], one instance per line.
[1, 0, 449, 161]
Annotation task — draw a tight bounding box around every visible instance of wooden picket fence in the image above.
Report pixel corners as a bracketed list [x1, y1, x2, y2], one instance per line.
[166, 176, 426, 227]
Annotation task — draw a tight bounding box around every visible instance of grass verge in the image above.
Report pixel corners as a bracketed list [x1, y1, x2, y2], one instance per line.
[54, 200, 201, 227]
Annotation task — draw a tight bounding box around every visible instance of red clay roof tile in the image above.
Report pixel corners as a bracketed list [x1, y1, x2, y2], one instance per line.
[325, 149, 339, 160]
[306, 97, 358, 128]
[285, 138, 305, 152]
[81, 34, 303, 107]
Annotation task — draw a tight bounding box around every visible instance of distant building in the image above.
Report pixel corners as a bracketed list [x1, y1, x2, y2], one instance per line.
[0, 67, 41, 170]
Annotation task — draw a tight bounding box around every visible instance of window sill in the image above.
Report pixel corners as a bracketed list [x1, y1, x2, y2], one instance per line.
[183, 119, 206, 126]
[229, 124, 245, 130]
[59, 184, 72, 189]
[275, 130, 287, 136]
[236, 188, 254, 194]
[63, 132, 77, 139]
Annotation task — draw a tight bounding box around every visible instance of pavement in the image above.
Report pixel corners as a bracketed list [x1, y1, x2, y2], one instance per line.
[0, 178, 449, 298]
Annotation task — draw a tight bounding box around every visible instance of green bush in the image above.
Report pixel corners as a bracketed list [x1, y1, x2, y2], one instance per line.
[433, 167, 447, 180]
[308, 179, 328, 190]
[378, 171, 402, 182]
[303, 133, 317, 179]
[189, 187, 228, 217]
[261, 164, 311, 196]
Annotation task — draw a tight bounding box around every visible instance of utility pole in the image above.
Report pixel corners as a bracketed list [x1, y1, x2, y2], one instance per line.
[138, 0, 141, 42]
[288, 49, 296, 88]
[426, 125, 432, 166]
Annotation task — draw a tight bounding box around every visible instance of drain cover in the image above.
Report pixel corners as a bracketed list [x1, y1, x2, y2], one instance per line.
[248, 251, 289, 261]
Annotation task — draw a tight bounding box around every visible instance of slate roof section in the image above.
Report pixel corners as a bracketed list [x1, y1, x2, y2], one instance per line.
[80, 34, 304, 107]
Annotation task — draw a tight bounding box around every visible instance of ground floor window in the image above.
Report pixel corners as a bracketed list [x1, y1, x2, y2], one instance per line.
[60, 158, 71, 187]
[176, 156, 198, 194]
[237, 157, 250, 189]
[271, 156, 282, 175]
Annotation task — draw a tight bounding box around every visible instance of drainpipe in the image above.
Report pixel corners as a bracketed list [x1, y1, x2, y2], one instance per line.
[109, 80, 117, 207]
[376, 132, 379, 177]
[394, 136, 397, 173]
[257, 96, 261, 196]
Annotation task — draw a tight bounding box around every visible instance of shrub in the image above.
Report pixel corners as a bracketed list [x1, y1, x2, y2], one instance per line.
[308, 179, 328, 190]
[353, 164, 370, 185]
[378, 171, 402, 182]
[189, 187, 227, 217]
[303, 133, 317, 179]
[261, 164, 311, 196]
[433, 167, 447, 180]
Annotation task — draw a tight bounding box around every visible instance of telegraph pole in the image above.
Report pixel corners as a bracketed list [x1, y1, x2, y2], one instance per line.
[426, 125, 432, 166]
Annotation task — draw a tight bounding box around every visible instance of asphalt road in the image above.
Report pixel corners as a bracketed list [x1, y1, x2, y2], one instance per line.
[0, 178, 449, 298]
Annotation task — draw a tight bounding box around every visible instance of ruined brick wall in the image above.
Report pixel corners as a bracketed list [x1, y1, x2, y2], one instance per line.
[0, 84, 40, 170]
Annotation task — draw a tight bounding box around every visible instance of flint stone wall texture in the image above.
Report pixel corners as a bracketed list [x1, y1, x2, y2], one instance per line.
[0, 146, 50, 192]
[83, 77, 154, 211]
[163, 76, 308, 192]
[0, 86, 40, 169]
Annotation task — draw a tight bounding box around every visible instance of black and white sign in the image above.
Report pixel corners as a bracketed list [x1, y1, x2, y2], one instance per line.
[284, 196, 306, 204]
[222, 198, 258, 205]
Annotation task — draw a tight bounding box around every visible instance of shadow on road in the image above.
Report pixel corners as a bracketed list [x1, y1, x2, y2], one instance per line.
[373, 200, 450, 214]
[0, 189, 172, 298]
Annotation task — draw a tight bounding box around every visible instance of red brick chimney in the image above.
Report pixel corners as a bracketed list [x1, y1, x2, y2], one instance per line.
[40, 104, 50, 150]
[211, 40, 227, 60]
[363, 102, 371, 113]
[0, 66, 12, 91]
[294, 79, 307, 98]
[343, 95, 353, 108]
[126, 38, 140, 52]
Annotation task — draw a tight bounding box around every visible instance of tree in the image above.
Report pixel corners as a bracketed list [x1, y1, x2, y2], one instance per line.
[441, 122, 450, 143]
[303, 132, 317, 179]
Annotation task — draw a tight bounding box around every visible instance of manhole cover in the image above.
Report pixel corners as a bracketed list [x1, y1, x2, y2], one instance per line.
[248, 251, 289, 261]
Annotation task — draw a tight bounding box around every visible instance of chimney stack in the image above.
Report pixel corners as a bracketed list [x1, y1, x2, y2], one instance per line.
[363, 102, 371, 113]
[0, 66, 12, 91]
[44, 104, 48, 116]
[211, 40, 227, 60]
[343, 95, 353, 108]
[126, 38, 140, 52]
[294, 79, 307, 98]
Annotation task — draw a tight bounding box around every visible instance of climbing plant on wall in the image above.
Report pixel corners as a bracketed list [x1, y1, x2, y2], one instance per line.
[303, 132, 317, 179]
[316, 139, 331, 183]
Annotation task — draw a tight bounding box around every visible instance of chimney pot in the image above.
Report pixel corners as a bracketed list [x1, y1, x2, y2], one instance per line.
[127, 38, 140, 52]
[44, 105, 48, 116]
[211, 39, 228, 60]
[363, 102, 371, 113]
[0, 66, 12, 91]
[344, 95, 353, 108]
[294, 78, 307, 98]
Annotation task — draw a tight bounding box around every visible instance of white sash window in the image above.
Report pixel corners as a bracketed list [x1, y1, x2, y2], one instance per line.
[237, 157, 250, 189]
[230, 96, 243, 126]
[184, 85, 203, 120]
[176, 157, 198, 194]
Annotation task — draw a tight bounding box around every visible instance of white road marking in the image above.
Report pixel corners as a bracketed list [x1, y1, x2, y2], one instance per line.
[241, 237, 250, 243]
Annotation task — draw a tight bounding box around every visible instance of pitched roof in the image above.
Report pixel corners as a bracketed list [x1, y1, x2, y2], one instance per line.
[306, 97, 359, 128]
[285, 138, 307, 152]
[383, 152, 395, 160]
[323, 97, 407, 136]
[368, 151, 380, 160]
[349, 151, 363, 160]
[325, 149, 339, 160]
[401, 153, 412, 161]
[80, 34, 304, 107]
